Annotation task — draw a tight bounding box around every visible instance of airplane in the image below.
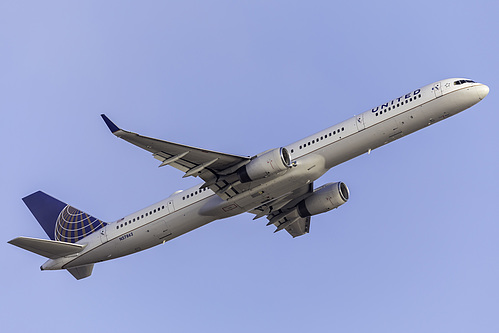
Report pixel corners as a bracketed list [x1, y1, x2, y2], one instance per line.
[8, 78, 489, 280]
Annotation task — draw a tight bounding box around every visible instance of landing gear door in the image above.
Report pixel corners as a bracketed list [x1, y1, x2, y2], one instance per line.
[356, 114, 365, 131]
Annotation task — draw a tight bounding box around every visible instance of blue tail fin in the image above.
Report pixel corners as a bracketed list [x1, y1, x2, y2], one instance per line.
[22, 191, 106, 243]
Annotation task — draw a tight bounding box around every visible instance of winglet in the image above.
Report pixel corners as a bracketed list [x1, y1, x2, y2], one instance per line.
[101, 114, 120, 133]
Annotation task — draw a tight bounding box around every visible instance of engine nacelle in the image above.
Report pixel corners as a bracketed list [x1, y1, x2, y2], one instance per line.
[297, 182, 350, 217]
[237, 147, 291, 183]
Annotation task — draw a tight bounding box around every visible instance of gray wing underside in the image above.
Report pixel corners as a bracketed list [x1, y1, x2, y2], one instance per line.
[114, 129, 249, 178]
[101, 115, 251, 198]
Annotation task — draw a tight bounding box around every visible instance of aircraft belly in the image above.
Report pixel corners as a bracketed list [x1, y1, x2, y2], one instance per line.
[321, 91, 475, 170]
[64, 226, 157, 268]
[163, 208, 216, 239]
[321, 122, 396, 169]
[422, 89, 479, 123]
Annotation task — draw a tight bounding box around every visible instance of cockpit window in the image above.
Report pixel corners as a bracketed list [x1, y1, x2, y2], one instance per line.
[454, 79, 475, 85]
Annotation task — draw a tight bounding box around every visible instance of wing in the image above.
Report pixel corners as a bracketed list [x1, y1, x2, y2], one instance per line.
[101, 115, 250, 185]
[250, 183, 314, 238]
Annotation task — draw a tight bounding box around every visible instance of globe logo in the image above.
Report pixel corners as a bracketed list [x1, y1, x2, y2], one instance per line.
[55, 205, 106, 243]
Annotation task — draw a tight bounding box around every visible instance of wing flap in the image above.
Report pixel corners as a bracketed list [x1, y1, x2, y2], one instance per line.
[250, 183, 313, 219]
[284, 217, 311, 238]
[250, 183, 313, 237]
[8, 237, 86, 259]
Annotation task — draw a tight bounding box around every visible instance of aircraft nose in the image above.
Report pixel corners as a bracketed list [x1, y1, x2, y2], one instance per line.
[476, 84, 489, 100]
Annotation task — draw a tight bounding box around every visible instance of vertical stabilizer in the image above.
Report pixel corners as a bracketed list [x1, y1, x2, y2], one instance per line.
[23, 191, 65, 240]
[22, 191, 106, 243]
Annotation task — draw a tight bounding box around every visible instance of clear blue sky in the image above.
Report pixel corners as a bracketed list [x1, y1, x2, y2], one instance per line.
[2, 1, 498, 332]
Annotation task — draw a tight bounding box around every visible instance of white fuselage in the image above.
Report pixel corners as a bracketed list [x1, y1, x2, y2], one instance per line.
[42, 78, 489, 271]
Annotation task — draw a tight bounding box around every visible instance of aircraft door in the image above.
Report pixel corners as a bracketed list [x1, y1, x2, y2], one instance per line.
[432, 82, 442, 98]
[355, 114, 366, 131]
[99, 226, 108, 243]
[167, 199, 175, 213]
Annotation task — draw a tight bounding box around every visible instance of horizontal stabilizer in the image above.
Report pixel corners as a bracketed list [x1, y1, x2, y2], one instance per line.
[67, 264, 94, 280]
[8, 237, 86, 259]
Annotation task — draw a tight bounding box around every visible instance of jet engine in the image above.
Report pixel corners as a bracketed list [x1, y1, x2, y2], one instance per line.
[297, 182, 350, 217]
[237, 147, 291, 183]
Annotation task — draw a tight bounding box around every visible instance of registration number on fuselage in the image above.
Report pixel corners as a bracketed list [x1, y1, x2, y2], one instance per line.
[119, 232, 133, 241]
